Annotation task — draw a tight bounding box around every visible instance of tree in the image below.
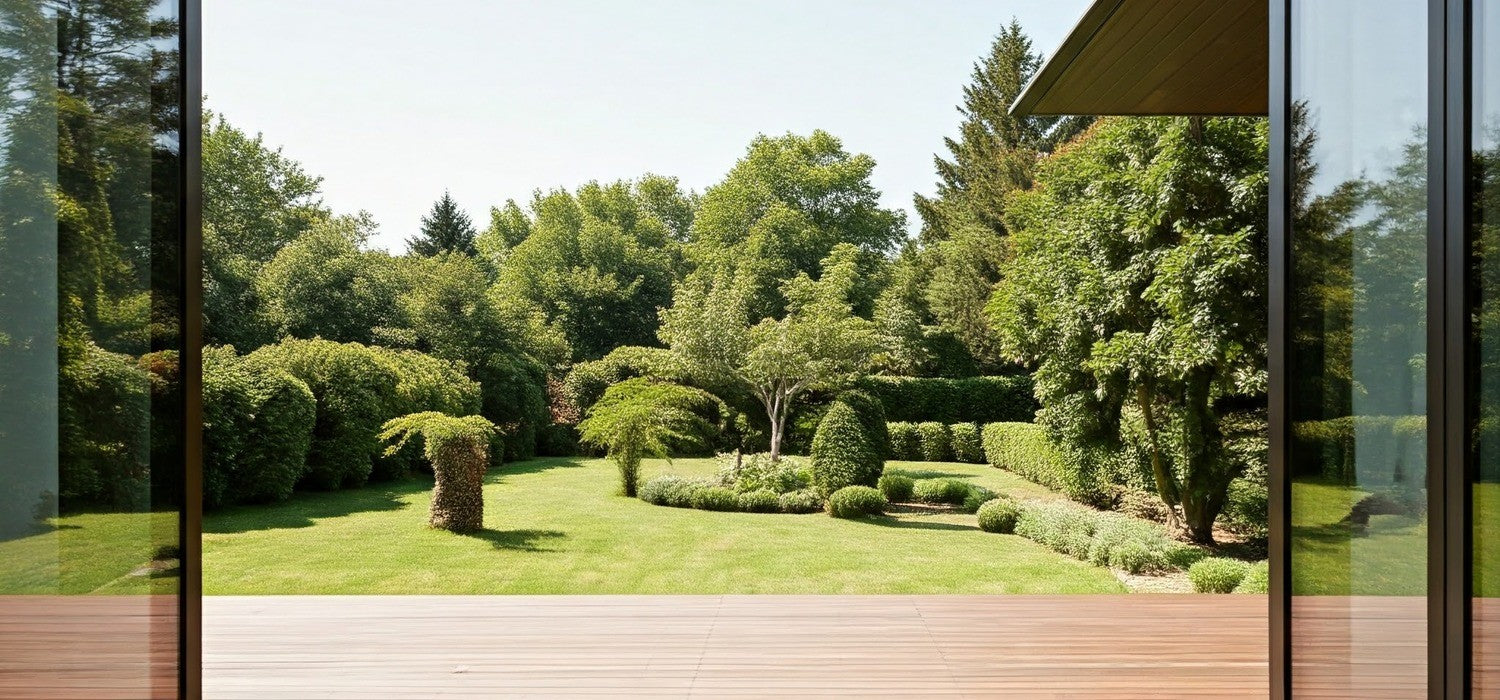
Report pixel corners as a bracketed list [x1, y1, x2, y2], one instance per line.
[577, 378, 717, 497]
[381, 412, 499, 532]
[407, 191, 478, 257]
[256, 215, 403, 344]
[689, 131, 904, 320]
[660, 245, 878, 461]
[491, 177, 686, 361]
[992, 117, 1267, 543]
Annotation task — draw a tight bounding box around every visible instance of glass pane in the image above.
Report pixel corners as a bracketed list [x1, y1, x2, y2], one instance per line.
[1289, 0, 1428, 696]
[1476, 2, 1500, 694]
[0, 1, 185, 697]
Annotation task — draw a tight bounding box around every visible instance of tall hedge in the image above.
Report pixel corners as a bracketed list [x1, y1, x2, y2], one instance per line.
[57, 343, 151, 509]
[982, 422, 1072, 494]
[857, 375, 1036, 424]
[202, 346, 316, 508]
[811, 402, 881, 495]
[1290, 416, 1424, 485]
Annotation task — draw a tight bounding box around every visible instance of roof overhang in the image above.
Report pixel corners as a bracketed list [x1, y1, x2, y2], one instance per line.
[1011, 0, 1267, 117]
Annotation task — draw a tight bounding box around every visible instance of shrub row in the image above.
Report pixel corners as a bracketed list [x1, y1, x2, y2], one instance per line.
[715, 453, 812, 494]
[886, 422, 985, 463]
[1009, 499, 1204, 575]
[827, 486, 887, 518]
[811, 391, 887, 494]
[203, 346, 316, 509]
[857, 375, 1037, 424]
[1290, 415, 1424, 485]
[640, 474, 823, 514]
[879, 474, 996, 514]
[981, 422, 1072, 493]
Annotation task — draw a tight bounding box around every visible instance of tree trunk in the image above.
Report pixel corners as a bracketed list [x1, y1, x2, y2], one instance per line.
[1178, 373, 1233, 545]
[1136, 385, 1183, 534]
[765, 391, 785, 462]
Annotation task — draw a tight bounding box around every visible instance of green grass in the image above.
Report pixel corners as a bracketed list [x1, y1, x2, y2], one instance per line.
[1291, 480, 1427, 596]
[199, 457, 1123, 594]
[0, 511, 180, 594]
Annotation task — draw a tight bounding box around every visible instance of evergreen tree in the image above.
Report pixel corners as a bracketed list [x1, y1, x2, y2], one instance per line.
[407, 191, 478, 256]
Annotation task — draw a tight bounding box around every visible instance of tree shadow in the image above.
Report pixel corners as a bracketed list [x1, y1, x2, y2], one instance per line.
[861, 515, 977, 532]
[203, 485, 415, 534]
[0, 522, 81, 544]
[486, 457, 590, 483]
[457, 528, 566, 552]
[883, 467, 973, 480]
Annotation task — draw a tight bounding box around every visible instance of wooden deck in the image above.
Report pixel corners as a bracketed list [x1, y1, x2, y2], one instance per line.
[202, 595, 1268, 698]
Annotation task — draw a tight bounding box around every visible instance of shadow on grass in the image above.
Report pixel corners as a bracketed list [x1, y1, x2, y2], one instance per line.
[884, 467, 973, 480]
[861, 515, 977, 532]
[204, 485, 415, 534]
[458, 528, 566, 552]
[0, 522, 81, 544]
[486, 457, 590, 483]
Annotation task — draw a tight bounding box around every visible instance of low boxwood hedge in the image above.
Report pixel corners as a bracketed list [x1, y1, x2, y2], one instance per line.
[827, 486, 887, 519]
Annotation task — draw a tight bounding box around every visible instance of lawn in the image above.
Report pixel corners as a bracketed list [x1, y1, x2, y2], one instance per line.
[0, 511, 179, 595]
[198, 457, 1123, 595]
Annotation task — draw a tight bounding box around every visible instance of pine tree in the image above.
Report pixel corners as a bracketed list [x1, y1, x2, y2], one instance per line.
[407, 191, 478, 256]
[914, 20, 1091, 243]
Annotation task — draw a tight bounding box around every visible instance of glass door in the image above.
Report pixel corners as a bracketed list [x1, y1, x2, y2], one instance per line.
[0, 0, 197, 697]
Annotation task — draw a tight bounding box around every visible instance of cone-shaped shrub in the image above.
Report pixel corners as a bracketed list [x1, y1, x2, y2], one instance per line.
[811, 402, 879, 495]
[380, 412, 498, 533]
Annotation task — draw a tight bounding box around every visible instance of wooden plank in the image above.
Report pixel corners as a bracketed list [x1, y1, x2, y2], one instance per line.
[0, 595, 179, 699]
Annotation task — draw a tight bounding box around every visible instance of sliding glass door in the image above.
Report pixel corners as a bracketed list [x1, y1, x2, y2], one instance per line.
[0, 1, 198, 697]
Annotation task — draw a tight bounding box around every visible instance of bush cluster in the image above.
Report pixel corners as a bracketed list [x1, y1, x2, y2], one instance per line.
[856, 376, 1037, 424]
[949, 423, 983, 463]
[202, 346, 316, 509]
[976, 498, 1020, 533]
[692, 486, 740, 511]
[716, 453, 811, 494]
[561, 346, 687, 415]
[1009, 500, 1199, 575]
[639, 475, 711, 508]
[888, 422, 921, 460]
[811, 399, 883, 495]
[877, 474, 914, 502]
[57, 343, 153, 509]
[1188, 557, 1252, 593]
[737, 489, 781, 513]
[1290, 416, 1424, 484]
[827, 486, 887, 519]
[778, 489, 825, 514]
[1234, 561, 1269, 594]
[915, 422, 952, 461]
[639, 474, 826, 514]
[961, 485, 998, 513]
[912, 478, 971, 505]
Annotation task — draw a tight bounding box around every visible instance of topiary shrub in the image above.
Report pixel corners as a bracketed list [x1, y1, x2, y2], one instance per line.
[1189, 557, 1252, 593]
[912, 478, 970, 505]
[778, 489, 824, 514]
[639, 475, 709, 508]
[831, 389, 890, 460]
[878, 474, 915, 503]
[578, 378, 717, 497]
[692, 485, 740, 512]
[380, 412, 499, 533]
[1234, 561, 1269, 594]
[811, 402, 880, 495]
[976, 498, 1020, 533]
[916, 422, 952, 462]
[950, 422, 983, 463]
[961, 485, 998, 513]
[888, 422, 921, 460]
[737, 489, 781, 513]
[827, 486, 887, 519]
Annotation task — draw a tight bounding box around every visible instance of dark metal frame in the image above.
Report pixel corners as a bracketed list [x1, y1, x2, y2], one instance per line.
[177, 0, 203, 697]
[1267, 0, 1291, 697]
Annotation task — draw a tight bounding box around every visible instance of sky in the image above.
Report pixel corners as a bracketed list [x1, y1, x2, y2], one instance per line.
[204, 0, 1090, 252]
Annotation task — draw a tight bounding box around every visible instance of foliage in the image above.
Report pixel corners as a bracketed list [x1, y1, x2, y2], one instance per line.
[878, 474, 915, 503]
[491, 177, 686, 361]
[1234, 561, 1270, 594]
[827, 486, 887, 519]
[830, 389, 890, 459]
[976, 499, 1020, 534]
[660, 244, 878, 460]
[778, 489, 825, 514]
[950, 423, 983, 463]
[737, 489, 781, 514]
[57, 343, 151, 509]
[810, 402, 882, 495]
[961, 485, 999, 513]
[1188, 558, 1252, 594]
[370, 348, 483, 478]
[1012, 499, 1191, 575]
[639, 475, 711, 508]
[982, 423, 1083, 497]
[1290, 416, 1425, 483]
[577, 379, 718, 497]
[912, 479, 970, 505]
[887, 422, 921, 461]
[715, 453, 810, 494]
[257, 215, 402, 345]
[993, 116, 1268, 543]
[916, 422, 952, 462]
[857, 376, 1035, 424]
[562, 345, 689, 422]
[380, 412, 498, 532]
[407, 191, 478, 257]
[202, 346, 316, 509]
[691, 486, 740, 512]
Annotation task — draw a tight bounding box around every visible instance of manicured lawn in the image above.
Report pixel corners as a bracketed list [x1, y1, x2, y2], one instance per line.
[0, 511, 179, 595]
[193, 457, 1122, 595]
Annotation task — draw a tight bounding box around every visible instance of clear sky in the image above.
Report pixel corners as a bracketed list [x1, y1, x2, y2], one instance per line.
[204, 0, 1090, 252]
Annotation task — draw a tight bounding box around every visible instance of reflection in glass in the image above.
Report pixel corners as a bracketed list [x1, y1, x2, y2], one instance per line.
[1476, 2, 1500, 693]
[1288, 0, 1428, 696]
[0, 1, 184, 696]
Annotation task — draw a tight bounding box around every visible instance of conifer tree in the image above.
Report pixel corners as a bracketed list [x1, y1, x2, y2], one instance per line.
[407, 191, 478, 256]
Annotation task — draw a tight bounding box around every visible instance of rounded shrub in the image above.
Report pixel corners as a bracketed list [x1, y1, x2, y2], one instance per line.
[878, 474, 915, 503]
[827, 486, 887, 519]
[1189, 557, 1252, 593]
[916, 422, 952, 462]
[1234, 561, 1270, 594]
[976, 499, 1021, 533]
[811, 402, 879, 494]
[961, 485, 999, 513]
[692, 485, 740, 512]
[831, 389, 890, 461]
[202, 346, 316, 509]
[950, 422, 983, 463]
[640, 475, 709, 508]
[778, 489, 824, 514]
[1108, 540, 1164, 575]
[887, 422, 921, 460]
[913, 478, 970, 505]
[737, 489, 781, 513]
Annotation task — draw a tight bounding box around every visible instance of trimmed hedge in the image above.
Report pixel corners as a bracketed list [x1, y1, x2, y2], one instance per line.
[639, 475, 710, 508]
[982, 422, 1078, 496]
[888, 422, 921, 460]
[737, 488, 781, 513]
[827, 486, 887, 518]
[878, 474, 915, 502]
[857, 375, 1037, 424]
[202, 346, 316, 509]
[1290, 416, 1424, 485]
[1010, 499, 1196, 575]
[912, 478, 970, 505]
[831, 389, 890, 459]
[950, 423, 983, 463]
[976, 498, 1020, 533]
[1189, 557, 1251, 593]
[811, 402, 882, 494]
[916, 422, 952, 462]
[692, 485, 740, 511]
